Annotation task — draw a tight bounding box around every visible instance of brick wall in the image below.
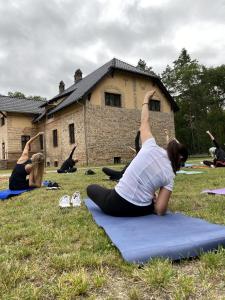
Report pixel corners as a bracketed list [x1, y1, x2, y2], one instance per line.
[85, 103, 175, 165]
[41, 103, 86, 167]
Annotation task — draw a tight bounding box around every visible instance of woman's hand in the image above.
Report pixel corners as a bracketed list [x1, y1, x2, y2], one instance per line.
[143, 90, 156, 104]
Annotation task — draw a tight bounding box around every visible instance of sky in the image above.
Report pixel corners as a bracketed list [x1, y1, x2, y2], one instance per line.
[0, 0, 224, 99]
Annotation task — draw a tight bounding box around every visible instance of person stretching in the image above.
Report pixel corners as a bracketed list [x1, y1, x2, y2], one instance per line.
[9, 132, 45, 190]
[57, 145, 78, 173]
[87, 90, 188, 216]
[102, 131, 141, 180]
[203, 131, 225, 167]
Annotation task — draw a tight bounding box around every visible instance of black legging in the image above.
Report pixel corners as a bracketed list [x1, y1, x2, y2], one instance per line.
[87, 184, 154, 217]
[102, 164, 129, 180]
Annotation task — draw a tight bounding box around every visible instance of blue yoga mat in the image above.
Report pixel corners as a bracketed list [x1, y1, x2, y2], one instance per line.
[85, 199, 225, 263]
[0, 189, 32, 200]
[177, 170, 204, 175]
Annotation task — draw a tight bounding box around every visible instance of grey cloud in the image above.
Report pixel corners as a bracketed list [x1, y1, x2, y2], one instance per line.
[0, 0, 224, 98]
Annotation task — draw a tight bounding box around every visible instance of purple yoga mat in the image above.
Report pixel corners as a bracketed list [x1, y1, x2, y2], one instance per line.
[202, 188, 225, 195]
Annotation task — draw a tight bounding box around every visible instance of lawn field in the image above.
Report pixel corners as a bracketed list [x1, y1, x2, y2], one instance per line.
[1, 161, 225, 299]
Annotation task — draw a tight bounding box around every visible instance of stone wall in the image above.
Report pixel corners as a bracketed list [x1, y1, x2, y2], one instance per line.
[41, 103, 86, 167]
[6, 113, 39, 160]
[85, 103, 175, 165]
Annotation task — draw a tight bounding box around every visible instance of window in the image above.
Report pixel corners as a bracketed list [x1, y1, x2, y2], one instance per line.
[149, 99, 160, 111]
[1, 117, 5, 126]
[54, 161, 58, 167]
[105, 92, 121, 107]
[69, 123, 75, 144]
[39, 134, 44, 150]
[46, 161, 50, 167]
[53, 129, 58, 147]
[21, 135, 30, 150]
[2, 142, 5, 159]
[114, 157, 121, 164]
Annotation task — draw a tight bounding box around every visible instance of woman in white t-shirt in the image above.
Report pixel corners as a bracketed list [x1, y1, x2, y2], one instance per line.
[87, 90, 188, 216]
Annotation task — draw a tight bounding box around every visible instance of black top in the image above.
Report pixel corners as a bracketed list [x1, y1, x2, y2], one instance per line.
[9, 159, 31, 190]
[59, 158, 75, 171]
[213, 139, 225, 162]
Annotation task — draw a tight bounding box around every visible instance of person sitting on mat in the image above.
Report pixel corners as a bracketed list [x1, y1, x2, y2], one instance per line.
[9, 132, 45, 190]
[87, 90, 188, 217]
[102, 131, 141, 181]
[203, 131, 225, 167]
[57, 145, 78, 173]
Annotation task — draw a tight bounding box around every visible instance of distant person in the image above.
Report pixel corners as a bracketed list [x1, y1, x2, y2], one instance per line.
[9, 132, 45, 190]
[87, 90, 188, 217]
[203, 131, 225, 167]
[102, 131, 141, 180]
[57, 145, 78, 173]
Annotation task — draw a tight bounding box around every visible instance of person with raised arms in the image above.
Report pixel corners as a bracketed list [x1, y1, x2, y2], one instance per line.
[9, 132, 45, 190]
[87, 90, 188, 216]
[203, 131, 225, 167]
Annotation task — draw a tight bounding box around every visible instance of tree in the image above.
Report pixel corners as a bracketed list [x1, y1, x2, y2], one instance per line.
[8, 91, 46, 101]
[161, 49, 225, 154]
[136, 59, 156, 75]
[8, 91, 26, 98]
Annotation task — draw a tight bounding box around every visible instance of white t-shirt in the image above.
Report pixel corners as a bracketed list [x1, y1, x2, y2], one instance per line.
[115, 138, 175, 206]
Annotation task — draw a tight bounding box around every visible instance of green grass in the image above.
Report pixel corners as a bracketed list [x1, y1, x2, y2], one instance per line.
[1, 161, 225, 299]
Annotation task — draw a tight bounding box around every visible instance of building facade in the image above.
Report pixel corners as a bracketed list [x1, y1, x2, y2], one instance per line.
[0, 58, 178, 169]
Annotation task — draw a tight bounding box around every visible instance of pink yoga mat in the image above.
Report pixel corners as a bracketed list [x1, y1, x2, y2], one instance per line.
[202, 188, 225, 195]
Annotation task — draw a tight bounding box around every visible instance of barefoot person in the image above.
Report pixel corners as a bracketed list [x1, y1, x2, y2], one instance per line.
[203, 131, 225, 167]
[87, 90, 188, 216]
[9, 132, 45, 190]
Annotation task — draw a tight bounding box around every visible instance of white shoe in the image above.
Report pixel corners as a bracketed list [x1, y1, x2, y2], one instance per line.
[71, 191, 81, 207]
[59, 195, 71, 208]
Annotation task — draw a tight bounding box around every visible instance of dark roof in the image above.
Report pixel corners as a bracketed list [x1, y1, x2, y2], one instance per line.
[0, 95, 46, 114]
[47, 58, 178, 115]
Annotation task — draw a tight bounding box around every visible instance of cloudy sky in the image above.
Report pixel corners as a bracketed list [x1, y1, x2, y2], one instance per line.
[0, 0, 224, 99]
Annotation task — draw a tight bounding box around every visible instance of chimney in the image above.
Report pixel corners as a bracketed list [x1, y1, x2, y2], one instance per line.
[74, 69, 82, 83]
[59, 80, 65, 94]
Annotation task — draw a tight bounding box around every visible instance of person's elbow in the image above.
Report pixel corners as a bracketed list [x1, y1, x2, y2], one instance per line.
[154, 208, 166, 216]
[29, 182, 41, 188]
[154, 205, 167, 216]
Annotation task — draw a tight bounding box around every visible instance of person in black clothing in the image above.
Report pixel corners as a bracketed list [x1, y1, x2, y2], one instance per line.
[57, 145, 78, 173]
[102, 131, 141, 180]
[9, 132, 45, 190]
[203, 131, 225, 167]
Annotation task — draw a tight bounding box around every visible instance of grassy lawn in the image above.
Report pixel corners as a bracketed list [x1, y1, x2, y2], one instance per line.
[1, 161, 225, 299]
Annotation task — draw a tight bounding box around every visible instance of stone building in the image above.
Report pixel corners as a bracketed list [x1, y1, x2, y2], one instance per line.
[0, 58, 178, 169]
[0, 96, 45, 169]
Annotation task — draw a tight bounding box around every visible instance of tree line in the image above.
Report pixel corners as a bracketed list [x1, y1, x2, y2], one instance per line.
[137, 49, 225, 154]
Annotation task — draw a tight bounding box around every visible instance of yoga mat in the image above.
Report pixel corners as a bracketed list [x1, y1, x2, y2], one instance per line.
[202, 188, 225, 195]
[0, 189, 32, 200]
[177, 170, 204, 175]
[85, 199, 225, 263]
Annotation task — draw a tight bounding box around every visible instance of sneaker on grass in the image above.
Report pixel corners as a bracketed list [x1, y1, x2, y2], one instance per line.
[59, 195, 71, 208]
[71, 191, 81, 207]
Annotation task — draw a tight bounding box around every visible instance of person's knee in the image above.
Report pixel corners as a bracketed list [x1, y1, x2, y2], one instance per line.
[87, 184, 94, 198]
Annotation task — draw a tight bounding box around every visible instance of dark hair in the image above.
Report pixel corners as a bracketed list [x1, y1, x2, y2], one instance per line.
[167, 140, 188, 174]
